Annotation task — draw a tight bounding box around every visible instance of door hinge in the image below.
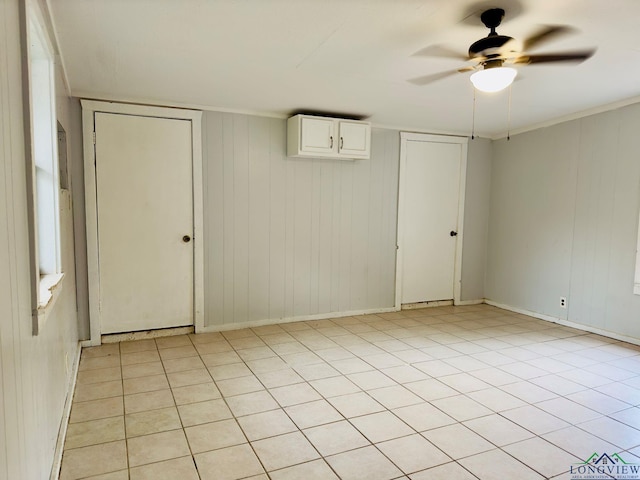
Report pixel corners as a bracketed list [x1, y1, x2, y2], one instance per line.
[92, 131, 96, 145]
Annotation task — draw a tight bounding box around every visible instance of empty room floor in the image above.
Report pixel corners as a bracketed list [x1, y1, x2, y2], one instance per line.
[60, 305, 640, 479]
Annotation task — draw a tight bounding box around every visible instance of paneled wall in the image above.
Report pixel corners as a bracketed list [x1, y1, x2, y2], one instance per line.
[202, 113, 400, 327]
[0, 1, 79, 479]
[69, 107, 491, 336]
[461, 137, 492, 301]
[487, 121, 580, 319]
[487, 104, 640, 341]
[568, 106, 640, 337]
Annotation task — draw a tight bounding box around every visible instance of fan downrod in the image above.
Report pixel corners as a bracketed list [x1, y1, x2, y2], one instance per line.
[480, 8, 505, 35]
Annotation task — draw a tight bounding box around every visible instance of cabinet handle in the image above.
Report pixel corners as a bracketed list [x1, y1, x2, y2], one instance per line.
[340, 137, 344, 150]
[330, 136, 333, 148]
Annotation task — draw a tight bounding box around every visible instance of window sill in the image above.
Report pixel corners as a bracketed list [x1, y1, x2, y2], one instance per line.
[35, 273, 64, 335]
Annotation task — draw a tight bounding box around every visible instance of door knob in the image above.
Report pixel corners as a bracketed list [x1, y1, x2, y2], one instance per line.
[450, 231, 458, 237]
[182, 235, 191, 243]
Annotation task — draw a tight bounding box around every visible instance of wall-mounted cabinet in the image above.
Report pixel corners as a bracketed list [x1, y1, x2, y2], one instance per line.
[287, 114, 371, 159]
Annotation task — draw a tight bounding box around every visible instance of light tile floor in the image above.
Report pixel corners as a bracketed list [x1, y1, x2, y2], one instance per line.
[60, 305, 640, 479]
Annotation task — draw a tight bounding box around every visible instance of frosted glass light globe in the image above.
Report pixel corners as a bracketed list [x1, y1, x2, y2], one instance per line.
[470, 67, 517, 93]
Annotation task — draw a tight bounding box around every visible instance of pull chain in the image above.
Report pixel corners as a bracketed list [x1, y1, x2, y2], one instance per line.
[507, 84, 512, 141]
[471, 87, 476, 140]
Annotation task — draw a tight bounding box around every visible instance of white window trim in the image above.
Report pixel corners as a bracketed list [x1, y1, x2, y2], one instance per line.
[37, 273, 64, 321]
[25, 0, 63, 334]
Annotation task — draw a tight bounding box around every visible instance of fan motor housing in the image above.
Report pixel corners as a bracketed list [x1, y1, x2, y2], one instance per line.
[469, 35, 514, 59]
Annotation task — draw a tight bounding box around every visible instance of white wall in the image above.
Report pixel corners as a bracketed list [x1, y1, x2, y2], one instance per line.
[461, 137, 492, 301]
[69, 98, 90, 340]
[69, 106, 491, 335]
[0, 1, 79, 478]
[202, 113, 400, 326]
[487, 104, 640, 341]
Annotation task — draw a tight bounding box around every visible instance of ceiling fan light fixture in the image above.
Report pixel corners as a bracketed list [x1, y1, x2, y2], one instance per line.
[470, 67, 517, 93]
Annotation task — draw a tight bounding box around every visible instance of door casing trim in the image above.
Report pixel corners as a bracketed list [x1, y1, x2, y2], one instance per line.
[396, 132, 468, 310]
[81, 100, 204, 346]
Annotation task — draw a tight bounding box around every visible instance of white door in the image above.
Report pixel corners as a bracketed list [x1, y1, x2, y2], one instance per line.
[94, 112, 194, 334]
[398, 135, 466, 305]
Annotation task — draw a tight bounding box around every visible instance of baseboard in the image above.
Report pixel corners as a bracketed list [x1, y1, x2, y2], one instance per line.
[50, 341, 82, 480]
[102, 326, 195, 344]
[484, 300, 562, 323]
[400, 299, 485, 310]
[485, 299, 640, 347]
[402, 300, 453, 309]
[455, 299, 486, 306]
[86, 307, 399, 342]
[199, 307, 398, 333]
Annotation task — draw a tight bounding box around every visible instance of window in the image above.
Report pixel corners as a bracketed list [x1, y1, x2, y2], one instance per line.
[26, 1, 63, 329]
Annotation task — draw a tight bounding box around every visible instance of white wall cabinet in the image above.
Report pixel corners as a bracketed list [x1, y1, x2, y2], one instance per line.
[287, 114, 371, 159]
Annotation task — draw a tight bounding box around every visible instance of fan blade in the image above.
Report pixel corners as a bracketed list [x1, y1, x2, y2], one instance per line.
[522, 25, 574, 51]
[515, 49, 595, 65]
[408, 70, 460, 86]
[408, 66, 475, 86]
[412, 44, 468, 60]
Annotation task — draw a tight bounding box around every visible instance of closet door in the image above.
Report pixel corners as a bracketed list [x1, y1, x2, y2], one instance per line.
[94, 112, 194, 333]
[398, 133, 466, 305]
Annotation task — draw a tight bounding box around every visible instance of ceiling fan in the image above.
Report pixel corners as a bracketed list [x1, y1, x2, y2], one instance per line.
[410, 8, 596, 92]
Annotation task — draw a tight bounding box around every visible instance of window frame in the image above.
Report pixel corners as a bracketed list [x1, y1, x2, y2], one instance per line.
[24, 0, 64, 334]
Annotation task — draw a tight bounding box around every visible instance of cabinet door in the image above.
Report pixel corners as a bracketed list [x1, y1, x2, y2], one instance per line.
[300, 117, 336, 154]
[338, 121, 370, 158]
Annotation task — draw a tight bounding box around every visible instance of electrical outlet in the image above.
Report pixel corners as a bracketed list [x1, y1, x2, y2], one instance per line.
[560, 297, 567, 309]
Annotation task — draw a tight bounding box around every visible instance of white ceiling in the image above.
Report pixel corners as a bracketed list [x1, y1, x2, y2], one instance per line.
[50, 0, 640, 138]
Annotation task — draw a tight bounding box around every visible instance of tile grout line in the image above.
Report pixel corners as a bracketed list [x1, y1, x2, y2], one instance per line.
[63, 305, 640, 479]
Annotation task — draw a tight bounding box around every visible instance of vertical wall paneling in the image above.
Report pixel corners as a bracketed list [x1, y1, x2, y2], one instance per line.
[202, 112, 400, 328]
[0, 4, 19, 477]
[351, 149, 371, 310]
[487, 103, 640, 341]
[381, 130, 400, 307]
[293, 159, 313, 317]
[248, 116, 271, 323]
[232, 115, 250, 325]
[268, 120, 287, 321]
[569, 112, 620, 328]
[69, 99, 89, 339]
[569, 107, 640, 337]
[309, 160, 322, 316]
[0, 0, 80, 478]
[329, 158, 343, 313]
[204, 112, 224, 325]
[487, 122, 579, 318]
[338, 162, 354, 312]
[607, 107, 640, 319]
[460, 137, 492, 301]
[317, 161, 334, 313]
[366, 131, 385, 307]
[221, 115, 236, 323]
[283, 151, 296, 319]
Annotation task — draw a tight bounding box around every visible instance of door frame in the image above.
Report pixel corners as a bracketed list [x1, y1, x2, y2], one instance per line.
[395, 132, 468, 310]
[81, 100, 204, 346]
